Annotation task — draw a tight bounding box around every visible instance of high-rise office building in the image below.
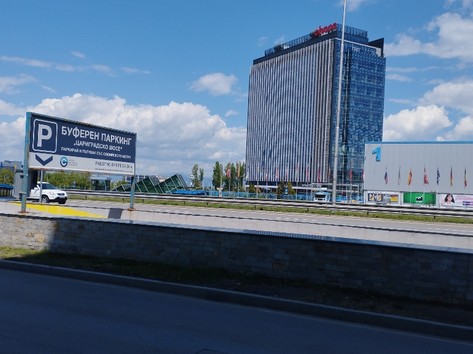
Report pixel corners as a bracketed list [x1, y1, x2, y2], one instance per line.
[245, 23, 385, 194]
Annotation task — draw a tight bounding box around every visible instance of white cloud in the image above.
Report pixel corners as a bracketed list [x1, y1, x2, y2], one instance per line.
[442, 116, 473, 140]
[445, 0, 473, 9]
[91, 64, 114, 75]
[383, 105, 452, 141]
[0, 74, 36, 94]
[258, 36, 268, 47]
[71, 51, 86, 59]
[1, 55, 51, 68]
[385, 80, 473, 141]
[420, 79, 473, 115]
[344, 0, 373, 11]
[0, 99, 25, 116]
[4, 94, 246, 176]
[273, 36, 286, 45]
[0, 116, 26, 159]
[385, 34, 425, 57]
[225, 110, 238, 117]
[388, 98, 415, 105]
[0, 54, 129, 76]
[41, 85, 57, 94]
[121, 67, 151, 75]
[385, 12, 473, 63]
[0, 55, 76, 72]
[386, 73, 412, 82]
[189, 73, 238, 96]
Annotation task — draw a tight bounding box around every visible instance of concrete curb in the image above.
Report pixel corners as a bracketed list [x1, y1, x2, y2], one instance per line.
[1, 259, 472, 343]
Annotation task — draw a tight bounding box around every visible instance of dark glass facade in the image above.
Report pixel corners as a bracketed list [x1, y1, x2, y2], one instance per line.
[331, 37, 386, 186]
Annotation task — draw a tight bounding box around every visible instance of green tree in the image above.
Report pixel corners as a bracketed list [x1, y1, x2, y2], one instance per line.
[44, 171, 68, 188]
[287, 181, 296, 196]
[211, 161, 247, 192]
[199, 168, 204, 189]
[45, 171, 90, 189]
[0, 168, 14, 184]
[191, 164, 202, 189]
[276, 182, 286, 199]
[212, 161, 223, 190]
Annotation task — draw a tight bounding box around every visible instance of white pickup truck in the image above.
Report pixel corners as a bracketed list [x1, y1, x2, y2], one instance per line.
[29, 182, 68, 204]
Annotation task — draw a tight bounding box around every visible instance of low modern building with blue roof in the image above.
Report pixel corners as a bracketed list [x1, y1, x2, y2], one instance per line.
[363, 141, 473, 207]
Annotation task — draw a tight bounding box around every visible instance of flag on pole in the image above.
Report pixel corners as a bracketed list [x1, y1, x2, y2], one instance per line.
[464, 168, 468, 188]
[397, 166, 401, 185]
[436, 167, 440, 185]
[450, 166, 453, 186]
[384, 166, 388, 184]
[423, 166, 429, 185]
[407, 168, 412, 186]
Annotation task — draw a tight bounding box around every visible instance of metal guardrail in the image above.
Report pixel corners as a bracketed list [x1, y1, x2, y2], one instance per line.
[66, 190, 473, 220]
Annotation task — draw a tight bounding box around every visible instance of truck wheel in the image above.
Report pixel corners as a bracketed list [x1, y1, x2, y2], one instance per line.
[41, 195, 50, 203]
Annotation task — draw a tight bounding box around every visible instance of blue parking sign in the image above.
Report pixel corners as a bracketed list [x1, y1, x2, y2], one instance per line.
[26, 112, 136, 175]
[32, 118, 58, 153]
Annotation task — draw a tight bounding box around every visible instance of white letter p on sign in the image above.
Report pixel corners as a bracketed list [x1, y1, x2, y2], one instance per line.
[37, 123, 53, 147]
[32, 118, 58, 153]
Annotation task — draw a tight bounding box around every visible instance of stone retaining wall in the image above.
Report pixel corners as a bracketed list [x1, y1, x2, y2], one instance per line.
[1, 213, 472, 306]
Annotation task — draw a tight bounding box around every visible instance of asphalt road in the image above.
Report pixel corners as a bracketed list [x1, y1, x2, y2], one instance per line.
[1, 268, 472, 354]
[66, 199, 473, 250]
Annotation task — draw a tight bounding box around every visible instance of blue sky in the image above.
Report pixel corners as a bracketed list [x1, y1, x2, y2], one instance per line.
[1, 0, 473, 177]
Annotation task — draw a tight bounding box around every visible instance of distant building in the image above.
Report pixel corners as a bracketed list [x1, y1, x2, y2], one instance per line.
[0, 160, 21, 170]
[245, 23, 386, 192]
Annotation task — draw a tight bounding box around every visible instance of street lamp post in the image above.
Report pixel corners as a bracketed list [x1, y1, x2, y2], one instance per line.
[332, 0, 347, 205]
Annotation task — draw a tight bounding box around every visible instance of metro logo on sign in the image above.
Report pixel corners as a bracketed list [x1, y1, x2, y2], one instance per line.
[32, 119, 58, 153]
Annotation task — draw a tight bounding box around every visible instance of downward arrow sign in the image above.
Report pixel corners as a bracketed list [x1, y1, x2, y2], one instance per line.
[35, 154, 53, 166]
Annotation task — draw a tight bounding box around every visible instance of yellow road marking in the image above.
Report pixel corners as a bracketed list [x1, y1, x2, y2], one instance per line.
[13, 202, 106, 218]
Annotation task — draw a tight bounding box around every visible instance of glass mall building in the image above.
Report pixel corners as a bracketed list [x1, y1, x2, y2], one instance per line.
[245, 23, 386, 192]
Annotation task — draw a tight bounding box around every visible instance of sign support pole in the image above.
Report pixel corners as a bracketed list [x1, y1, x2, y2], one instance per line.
[39, 170, 44, 203]
[20, 113, 31, 213]
[129, 175, 135, 210]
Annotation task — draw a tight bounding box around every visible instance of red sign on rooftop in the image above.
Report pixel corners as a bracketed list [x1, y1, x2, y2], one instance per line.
[313, 23, 337, 37]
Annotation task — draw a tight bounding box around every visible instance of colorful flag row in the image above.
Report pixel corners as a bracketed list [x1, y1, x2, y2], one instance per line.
[384, 166, 468, 187]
